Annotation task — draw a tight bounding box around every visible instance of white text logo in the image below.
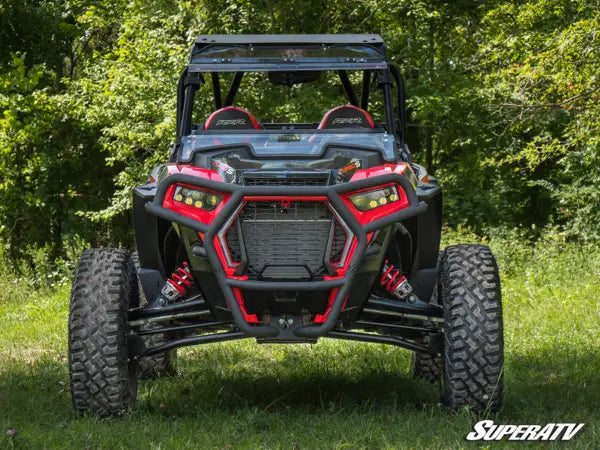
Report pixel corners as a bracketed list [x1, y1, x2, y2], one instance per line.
[466, 420, 584, 441]
[216, 119, 246, 126]
[332, 118, 362, 124]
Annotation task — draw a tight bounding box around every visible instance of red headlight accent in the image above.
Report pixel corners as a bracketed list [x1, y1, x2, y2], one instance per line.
[163, 183, 230, 224]
[340, 183, 409, 225]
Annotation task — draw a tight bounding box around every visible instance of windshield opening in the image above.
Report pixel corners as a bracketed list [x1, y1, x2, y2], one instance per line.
[191, 70, 386, 127]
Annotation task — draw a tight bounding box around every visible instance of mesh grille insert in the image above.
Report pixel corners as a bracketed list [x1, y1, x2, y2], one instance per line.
[242, 173, 330, 187]
[225, 201, 347, 279]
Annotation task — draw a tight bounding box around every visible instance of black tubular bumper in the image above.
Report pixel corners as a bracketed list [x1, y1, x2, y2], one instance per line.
[145, 172, 427, 339]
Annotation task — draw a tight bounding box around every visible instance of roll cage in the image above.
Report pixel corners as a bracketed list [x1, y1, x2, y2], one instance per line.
[174, 34, 408, 159]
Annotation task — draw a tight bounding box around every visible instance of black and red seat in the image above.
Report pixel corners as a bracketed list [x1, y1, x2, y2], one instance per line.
[318, 105, 375, 129]
[204, 106, 262, 130]
[203, 104, 374, 132]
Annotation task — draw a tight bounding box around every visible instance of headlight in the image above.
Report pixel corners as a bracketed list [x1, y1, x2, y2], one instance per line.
[172, 186, 223, 211]
[350, 186, 399, 211]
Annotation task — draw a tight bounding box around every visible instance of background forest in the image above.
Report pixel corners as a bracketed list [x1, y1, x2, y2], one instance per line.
[2, 2, 600, 447]
[1, 0, 599, 279]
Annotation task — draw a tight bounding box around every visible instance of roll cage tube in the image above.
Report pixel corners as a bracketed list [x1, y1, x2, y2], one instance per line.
[177, 71, 204, 141]
[224, 72, 244, 107]
[389, 64, 407, 147]
[377, 70, 396, 137]
[211, 72, 222, 109]
[175, 67, 187, 144]
[361, 70, 371, 111]
[338, 70, 359, 107]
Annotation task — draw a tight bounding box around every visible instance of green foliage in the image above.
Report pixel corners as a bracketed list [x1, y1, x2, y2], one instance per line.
[470, 2, 600, 239]
[0, 0, 599, 264]
[0, 54, 120, 266]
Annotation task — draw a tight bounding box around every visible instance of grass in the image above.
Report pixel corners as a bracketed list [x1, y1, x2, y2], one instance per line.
[1, 233, 599, 449]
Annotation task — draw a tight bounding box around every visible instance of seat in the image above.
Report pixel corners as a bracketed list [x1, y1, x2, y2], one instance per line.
[318, 105, 375, 129]
[204, 106, 261, 130]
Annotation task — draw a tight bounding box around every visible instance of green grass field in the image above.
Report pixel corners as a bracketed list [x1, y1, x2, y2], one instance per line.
[1, 234, 599, 449]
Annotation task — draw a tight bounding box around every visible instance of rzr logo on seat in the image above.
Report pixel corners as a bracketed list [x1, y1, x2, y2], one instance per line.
[216, 119, 247, 126]
[332, 117, 363, 125]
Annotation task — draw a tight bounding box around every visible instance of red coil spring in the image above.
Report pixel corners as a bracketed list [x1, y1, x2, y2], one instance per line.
[166, 261, 194, 295]
[380, 260, 406, 295]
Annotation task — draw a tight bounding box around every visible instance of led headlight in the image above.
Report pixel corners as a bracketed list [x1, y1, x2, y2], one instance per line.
[172, 186, 223, 211]
[350, 186, 399, 211]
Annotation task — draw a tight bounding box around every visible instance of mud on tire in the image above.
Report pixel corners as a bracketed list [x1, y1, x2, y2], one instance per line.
[68, 249, 139, 416]
[439, 244, 504, 413]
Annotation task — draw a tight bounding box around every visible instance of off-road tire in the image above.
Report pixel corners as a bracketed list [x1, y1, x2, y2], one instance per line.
[68, 249, 139, 416]
[411, 333, 443, 382]
[131, 252, 177, 379]
[439, 244, 504, 413]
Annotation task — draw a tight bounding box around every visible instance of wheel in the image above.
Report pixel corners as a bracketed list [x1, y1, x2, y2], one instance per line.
[439, 244, 504, 413]
[68, 249, 139, 416]
[131, 252, 177, 379]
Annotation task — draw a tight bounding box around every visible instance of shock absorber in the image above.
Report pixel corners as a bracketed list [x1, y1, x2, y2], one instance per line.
[380, 260, 413, 300]
[158, 262, 194, 304]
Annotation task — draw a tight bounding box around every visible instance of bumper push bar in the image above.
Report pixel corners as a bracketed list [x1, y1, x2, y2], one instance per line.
[145, 172, 427, 339]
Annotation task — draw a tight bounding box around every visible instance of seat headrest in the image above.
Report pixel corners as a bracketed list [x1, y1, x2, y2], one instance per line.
[205, 106, 261, 130]
[318, 105, 375, 129]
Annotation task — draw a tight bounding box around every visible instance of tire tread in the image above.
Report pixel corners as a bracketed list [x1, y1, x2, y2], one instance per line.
[68, 248, 138, 416]
[440, 244, 504, 413]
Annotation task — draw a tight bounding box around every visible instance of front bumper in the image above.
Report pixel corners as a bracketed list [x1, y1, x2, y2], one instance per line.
[145, 172, 427, 339]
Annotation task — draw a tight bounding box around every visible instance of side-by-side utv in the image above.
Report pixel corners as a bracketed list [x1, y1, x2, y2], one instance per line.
[68, 34, 504, 416]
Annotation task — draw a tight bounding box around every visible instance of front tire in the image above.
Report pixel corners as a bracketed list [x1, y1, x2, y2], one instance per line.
[439, 244, 504, 413]
[68, 249, 139, 416]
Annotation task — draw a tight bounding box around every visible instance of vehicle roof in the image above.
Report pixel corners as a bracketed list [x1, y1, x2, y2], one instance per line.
[193, 34, 384, 46]
[189, 34, 388, 73]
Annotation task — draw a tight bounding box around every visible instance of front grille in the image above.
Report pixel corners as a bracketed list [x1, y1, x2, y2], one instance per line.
[225, 201, 347, 280]
[242, 172, 330, 187]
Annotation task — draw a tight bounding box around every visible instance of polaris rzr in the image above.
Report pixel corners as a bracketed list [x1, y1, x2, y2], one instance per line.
[68, 34, 504, 416]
